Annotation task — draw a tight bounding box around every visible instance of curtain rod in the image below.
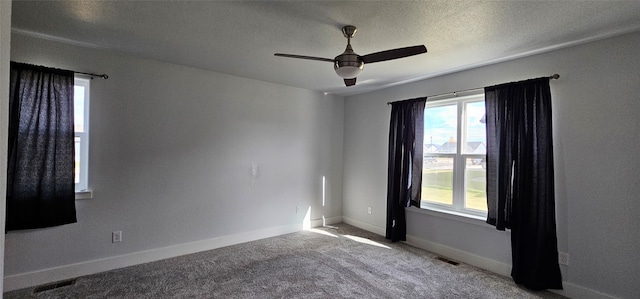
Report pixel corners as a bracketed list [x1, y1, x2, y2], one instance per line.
[11, 61, 109, 79]
[386, 74, 559, 105]
[76, 71, 109, 80]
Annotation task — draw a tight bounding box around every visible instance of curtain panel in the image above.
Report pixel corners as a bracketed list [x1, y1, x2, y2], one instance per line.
[386, 98, 425, 242]
[6, 62, 77, 231]
[485, 77, 562, 290]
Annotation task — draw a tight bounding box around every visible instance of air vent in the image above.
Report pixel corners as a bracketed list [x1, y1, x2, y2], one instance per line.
[436, 256, 460, 266]
[33, 278, 76, 293]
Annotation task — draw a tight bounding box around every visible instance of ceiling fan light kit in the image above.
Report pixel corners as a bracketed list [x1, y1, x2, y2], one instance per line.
[334, 64, 363, 79]
[275, 25, 427, 87]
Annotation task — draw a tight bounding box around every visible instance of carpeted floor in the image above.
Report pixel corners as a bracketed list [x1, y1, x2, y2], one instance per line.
[5, 223, 565, 298]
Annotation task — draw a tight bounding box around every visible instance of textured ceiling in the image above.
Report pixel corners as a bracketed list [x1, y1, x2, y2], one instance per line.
[11, 1, 640, 96]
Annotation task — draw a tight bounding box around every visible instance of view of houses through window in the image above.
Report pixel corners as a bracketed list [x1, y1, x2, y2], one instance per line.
[421, 94, 487, 217]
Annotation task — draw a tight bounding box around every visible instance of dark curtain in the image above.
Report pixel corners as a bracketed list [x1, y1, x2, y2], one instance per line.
[386, 98, 425, 242]
[485, 78, 562, 290]
[6, 62, 77, 231]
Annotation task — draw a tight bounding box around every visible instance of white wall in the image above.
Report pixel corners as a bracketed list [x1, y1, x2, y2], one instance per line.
[343, 31, 640, 299]
[4, 34, 344, 290]
[0, 0, 12, 295]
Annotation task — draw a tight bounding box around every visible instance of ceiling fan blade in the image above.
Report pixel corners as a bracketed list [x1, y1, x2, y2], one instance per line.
[361, 45, 427, 64]
[274, 53, 334, 63]
[344, 78, 357, 86]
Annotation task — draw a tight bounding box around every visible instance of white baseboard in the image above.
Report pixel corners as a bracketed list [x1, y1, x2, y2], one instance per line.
[342, 216, 385, 236]
[405, 233, 512, 277]
[4, 217, 620, 299]
[309, 215, 343, 228]
[4, 223, 303, 292]
[405, 233, 619, 299]
[550, 282, 620, 299]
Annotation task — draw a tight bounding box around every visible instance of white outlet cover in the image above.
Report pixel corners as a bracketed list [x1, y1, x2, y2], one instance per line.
[112, 231, 122, 243]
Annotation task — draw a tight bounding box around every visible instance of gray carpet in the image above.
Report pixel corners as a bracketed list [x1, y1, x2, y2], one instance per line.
[4, 223, 565, 298]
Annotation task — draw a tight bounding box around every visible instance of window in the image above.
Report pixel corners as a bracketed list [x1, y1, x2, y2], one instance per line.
[74, 77, 90, 191]
[421, 93, 487, 217]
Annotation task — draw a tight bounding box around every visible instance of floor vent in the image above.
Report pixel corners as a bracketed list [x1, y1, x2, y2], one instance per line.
[436, 256, 460, 266]
[33, 279, 76, 293]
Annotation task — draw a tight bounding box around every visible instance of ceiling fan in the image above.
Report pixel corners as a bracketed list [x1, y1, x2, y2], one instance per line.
[274, 25, 427, 87]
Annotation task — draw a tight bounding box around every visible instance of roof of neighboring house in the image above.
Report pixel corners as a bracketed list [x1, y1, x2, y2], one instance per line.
[436, 141, 486, 153]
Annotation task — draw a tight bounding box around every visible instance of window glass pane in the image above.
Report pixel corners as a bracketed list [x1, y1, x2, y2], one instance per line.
[424, 104, 458, 154]
[464, 101, 486, 154]
[74, 85, 85, 132]
[465, 157, 487, 211]
[421, 156, 454, 206]
[74, 136, 81, 184]
[422, 96, 488, 218]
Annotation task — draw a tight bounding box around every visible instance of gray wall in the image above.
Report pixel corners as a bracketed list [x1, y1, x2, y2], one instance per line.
[5, 34, 344, 278]
[343, 31, 640, 298]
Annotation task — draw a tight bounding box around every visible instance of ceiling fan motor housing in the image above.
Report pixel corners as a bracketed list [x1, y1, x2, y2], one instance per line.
[334, 40, 364, 79]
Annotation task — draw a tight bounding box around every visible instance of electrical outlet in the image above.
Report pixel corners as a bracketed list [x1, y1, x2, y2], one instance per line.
[296, 206, 299, 214]
[112, 231, 122, 243]
[367, 207, 372, 215]
[558, 252, 569, 265]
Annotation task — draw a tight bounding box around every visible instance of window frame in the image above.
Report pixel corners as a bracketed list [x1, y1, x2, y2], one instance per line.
[421, 92, 487, 219]
[74, 77, 90, 192]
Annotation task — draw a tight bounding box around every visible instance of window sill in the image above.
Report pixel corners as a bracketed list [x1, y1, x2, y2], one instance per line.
[406, 206, 500, 230]
[75, 190, 93, 200]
